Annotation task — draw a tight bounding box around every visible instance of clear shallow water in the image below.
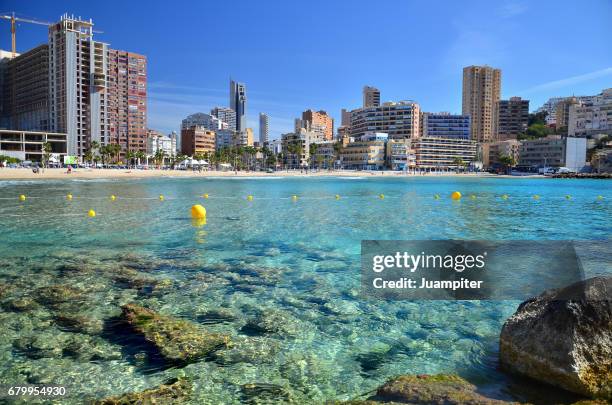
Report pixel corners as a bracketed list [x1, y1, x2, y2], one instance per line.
[0, 176, 610, 404]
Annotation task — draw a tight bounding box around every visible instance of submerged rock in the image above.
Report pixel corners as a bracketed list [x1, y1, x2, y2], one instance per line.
[95, 377, 192, 404]
[33, 285, 84, 307]
[121, 303, 230, 364]
[3, 297, 39, 312]
[241, 309, 301, 337]
[500, 276, 612, 399]
[54, 313, 104, 335]
[370, 374, 517, 404]
[240, 383, 292, 403]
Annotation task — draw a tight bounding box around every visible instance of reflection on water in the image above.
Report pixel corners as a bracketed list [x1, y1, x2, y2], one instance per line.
[0, 176, 610, 404]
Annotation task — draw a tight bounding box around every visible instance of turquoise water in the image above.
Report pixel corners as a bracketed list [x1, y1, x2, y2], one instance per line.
[0, 176, 610, 403]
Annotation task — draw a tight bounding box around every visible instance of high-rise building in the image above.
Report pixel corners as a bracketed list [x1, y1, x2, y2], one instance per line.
[0, 45, 49, 131]
[350, 101, 421, 140]
[107, 49, 147, 155]
[421, 112, 470, 139]
[363, 86, 381, 108]
[341, 108, 351, 127]
[180, 126, 216, 156]
[495, 97, 529, 141]
[229, 79, 247, 132]
[0, 15, 146, 158]
[181, 112, 227, 131]
[211, 106, 236, 131]
[48, 15, 110, 156]
[301, 109, 334, 140]
[462, 65, 501, 143]
[259, 113, 269, 145]
[555, 97, 581, 131]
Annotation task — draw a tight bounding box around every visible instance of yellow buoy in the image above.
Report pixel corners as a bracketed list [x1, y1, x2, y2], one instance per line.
[565, 195, 571, 200]
[501, 194, 509, 200]
[190, 204, 207, 219]
[335, 194, 340, 200]
[597, 195, 604, 200]
[159, 195, 164, 201]
[247, 195, 253, 201]
[88, 209, 96, 218]
[192, 218, 207, 228]
[379, 194, 385, 199]
[66, 194, 73, 200]
[470, 194, 476, 200]
[434, 194, 440, 200]
[110, 195, 116, 201]
[202, 194, 209, 199]
[19, 194, 26, 201]
[292, 195, 298, 201]
[533, 195, 540, 200]
[451, 191, 462, 200]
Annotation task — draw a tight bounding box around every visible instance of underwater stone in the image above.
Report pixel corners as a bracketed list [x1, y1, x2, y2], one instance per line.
[54, 313, 104, 335]
[240, 383, 292, 403]
[500, 276, 612, 399]
[241, 309, 301, 337]
[33, 285, 84, 307]
[3, 297, 39, 312]
[95, 377, 192, 404]
[372, 374, 518, 404]
[121, 303, 231, 364]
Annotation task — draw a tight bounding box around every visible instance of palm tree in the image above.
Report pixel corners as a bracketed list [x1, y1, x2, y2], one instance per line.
[308, 143, 319, 169]
[135, 151, 146, 166]
[452, 157, 465, 172]
[125, 150, 136, 168]
[41, 141, 52, 172]
[154, 149, 166, 168]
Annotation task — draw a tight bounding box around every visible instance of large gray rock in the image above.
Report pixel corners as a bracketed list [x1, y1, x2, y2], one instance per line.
[500, 276, 612, 399]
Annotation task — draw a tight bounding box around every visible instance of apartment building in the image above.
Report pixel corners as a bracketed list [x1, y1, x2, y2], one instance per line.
[340, 132, 388, 170]
[350, 101, 421, 140]
[495, 97, 529, 140]
[181, 112, 227, 131]
[180, 126, 216, 156]
[481, 139, 521, 168]
[146, 129, 176, 157]
[107, 49, 147, 155]
[462, 65, 501, 142]
[387, 139, 416, 170]
[518, 136, 586, 171]
[555, 97, 581, 131]
[211, 106, 236, 131]
[363, 86, 381, 108]
[421, 112, 470, 139]
[259, 113, 269, 145]
[301, 109, 334, 140]
[281, 128, 324, 168]
[413, 137, 478, 169]
[0, 45, 50, 131]
[568, 88, 612, 137]
[48, 15, 110, 156]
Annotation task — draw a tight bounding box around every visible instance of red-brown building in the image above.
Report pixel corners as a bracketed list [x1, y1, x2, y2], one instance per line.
[301, 109, 334, 140]
[181, 126, 216, 156]
[107, 49, 147, 156]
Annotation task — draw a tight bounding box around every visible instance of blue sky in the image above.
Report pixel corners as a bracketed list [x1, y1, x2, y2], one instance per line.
[2, 0, 611, 140]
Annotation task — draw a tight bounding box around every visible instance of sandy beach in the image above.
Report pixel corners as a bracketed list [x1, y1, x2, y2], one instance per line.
[0, 168, 513, 180]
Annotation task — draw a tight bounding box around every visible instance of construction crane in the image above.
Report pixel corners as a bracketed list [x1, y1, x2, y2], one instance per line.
[0, 12, 52, 58]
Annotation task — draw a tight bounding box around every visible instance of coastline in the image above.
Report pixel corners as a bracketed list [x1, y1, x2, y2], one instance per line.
[0, 168, 540, 180]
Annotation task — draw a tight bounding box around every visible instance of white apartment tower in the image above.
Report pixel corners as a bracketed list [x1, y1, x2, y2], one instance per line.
[48, 15, 109, 156]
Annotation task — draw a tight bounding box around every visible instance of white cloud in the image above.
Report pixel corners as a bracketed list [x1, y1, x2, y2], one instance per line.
[518, 67, 612, 95]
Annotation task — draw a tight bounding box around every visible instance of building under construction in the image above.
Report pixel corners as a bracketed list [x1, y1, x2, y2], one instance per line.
[0, 13, 147, 158]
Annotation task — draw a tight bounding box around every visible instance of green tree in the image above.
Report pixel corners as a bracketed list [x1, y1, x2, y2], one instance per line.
[452, 157, 465, 171]
[41, 141, 53, 171]
[521, 123, 552, 140]
[498, 154, 516, 174]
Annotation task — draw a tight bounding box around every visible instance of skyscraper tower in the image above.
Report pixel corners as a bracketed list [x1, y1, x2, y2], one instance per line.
[259, 113, 269, 145]
[363, 86, 381, 108]
[462, 65, 501, 143]
[229, 79, 247, 132]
